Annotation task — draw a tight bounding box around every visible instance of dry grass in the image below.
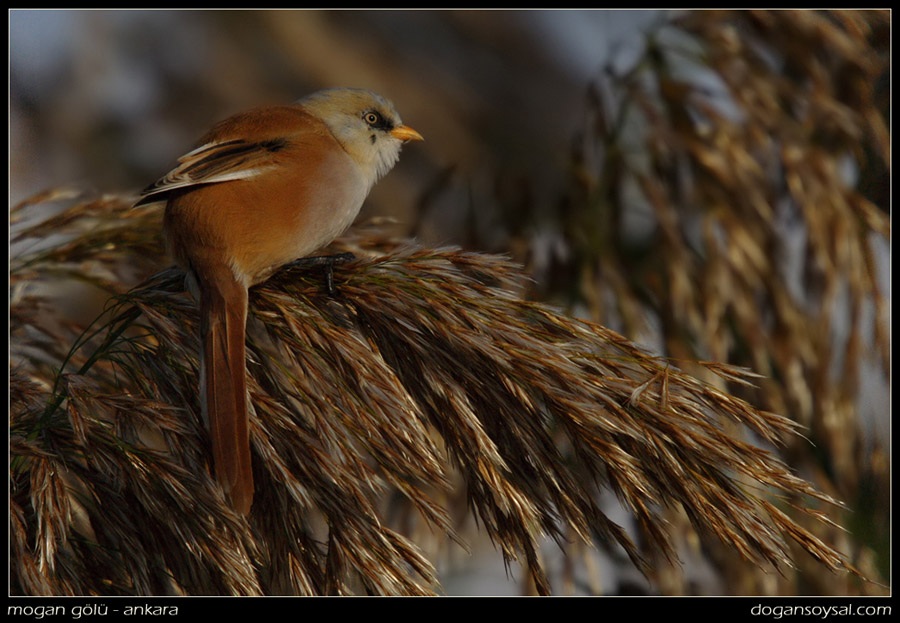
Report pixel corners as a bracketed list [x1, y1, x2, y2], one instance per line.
[10, 191, 872, 595]
[10, 10, 888, 596]
[541, 10, 889, 593]
[561, 9, 889, 454]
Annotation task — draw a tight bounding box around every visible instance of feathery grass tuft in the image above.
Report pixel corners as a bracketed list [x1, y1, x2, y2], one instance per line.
[10, 192, 867, 595]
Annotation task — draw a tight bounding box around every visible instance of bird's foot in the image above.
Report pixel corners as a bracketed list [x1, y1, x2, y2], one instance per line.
[286, 252, 356, 294]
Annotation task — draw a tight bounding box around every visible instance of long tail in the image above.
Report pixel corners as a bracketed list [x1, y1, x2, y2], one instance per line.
[198, 271, 254, 514]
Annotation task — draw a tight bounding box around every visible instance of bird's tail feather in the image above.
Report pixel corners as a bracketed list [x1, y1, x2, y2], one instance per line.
[199, 274, 254, 514]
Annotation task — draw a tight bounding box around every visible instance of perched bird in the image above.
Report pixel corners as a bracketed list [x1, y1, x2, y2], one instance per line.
[135, 88, 423, 514]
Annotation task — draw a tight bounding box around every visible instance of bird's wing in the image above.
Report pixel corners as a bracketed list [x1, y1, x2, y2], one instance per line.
[134, 136, 288, 207]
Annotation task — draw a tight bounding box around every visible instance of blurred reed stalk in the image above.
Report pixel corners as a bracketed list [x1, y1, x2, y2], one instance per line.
[528, 9, 889, 593]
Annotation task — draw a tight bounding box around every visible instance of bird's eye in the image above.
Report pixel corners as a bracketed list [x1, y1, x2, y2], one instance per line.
[364, 111, 382, 127]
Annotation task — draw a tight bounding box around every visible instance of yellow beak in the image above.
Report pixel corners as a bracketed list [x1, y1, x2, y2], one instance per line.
[391, 125, 424, 143]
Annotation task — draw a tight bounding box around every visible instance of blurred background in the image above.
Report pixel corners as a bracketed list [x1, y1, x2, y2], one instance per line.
[9, 9, 889, 595]
[10, 10, 671, 254]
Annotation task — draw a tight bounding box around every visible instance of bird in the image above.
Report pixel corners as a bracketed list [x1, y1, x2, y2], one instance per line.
[135, 88, 423, 514]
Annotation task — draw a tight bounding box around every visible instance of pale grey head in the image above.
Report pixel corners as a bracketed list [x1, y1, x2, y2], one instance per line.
[299, 88, 423, 189]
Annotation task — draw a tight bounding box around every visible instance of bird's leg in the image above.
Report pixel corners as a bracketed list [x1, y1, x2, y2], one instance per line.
[286, 252, 356, 294]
